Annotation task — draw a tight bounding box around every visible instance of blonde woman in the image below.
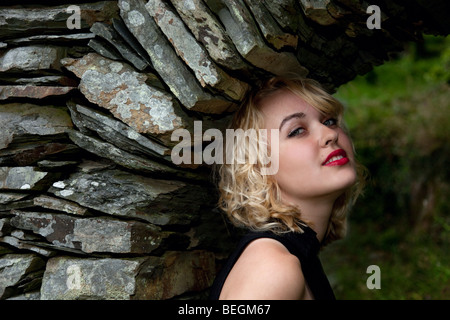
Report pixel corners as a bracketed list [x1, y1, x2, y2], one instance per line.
[209, 76, 366, 300]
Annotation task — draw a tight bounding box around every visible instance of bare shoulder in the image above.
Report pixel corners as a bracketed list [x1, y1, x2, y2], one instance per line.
[219, 237, 306, 300]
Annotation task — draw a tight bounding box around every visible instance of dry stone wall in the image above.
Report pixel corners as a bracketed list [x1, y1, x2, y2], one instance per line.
[0, 0, 447, 300]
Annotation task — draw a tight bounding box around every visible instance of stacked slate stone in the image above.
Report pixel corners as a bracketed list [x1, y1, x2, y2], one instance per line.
[0, 0, 447, 300]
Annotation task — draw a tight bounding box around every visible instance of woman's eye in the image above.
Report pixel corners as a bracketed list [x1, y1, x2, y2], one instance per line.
[323, 118, 338, 127]
[288, 127, 305, 137]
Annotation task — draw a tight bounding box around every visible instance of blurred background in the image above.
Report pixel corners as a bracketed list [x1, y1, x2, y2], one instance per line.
[323, 34, 449, 299]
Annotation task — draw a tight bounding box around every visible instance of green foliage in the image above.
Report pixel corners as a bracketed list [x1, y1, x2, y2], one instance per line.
[322, 35, 450, 300]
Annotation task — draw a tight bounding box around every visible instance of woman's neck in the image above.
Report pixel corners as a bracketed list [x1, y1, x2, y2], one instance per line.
[297, 200, 334, 243]
[283, 194, 336, 243]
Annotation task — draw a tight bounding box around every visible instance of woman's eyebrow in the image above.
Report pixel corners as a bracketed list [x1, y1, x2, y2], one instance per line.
[279, 112, 306, 130]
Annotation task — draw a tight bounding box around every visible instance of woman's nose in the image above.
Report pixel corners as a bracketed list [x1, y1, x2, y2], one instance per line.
[320, 125, 338, 147]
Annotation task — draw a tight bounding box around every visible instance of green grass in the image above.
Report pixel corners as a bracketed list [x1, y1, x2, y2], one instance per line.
[321, 35, 450, 300]
[336, 35, 449, 114]
[322, 221, 450, 299]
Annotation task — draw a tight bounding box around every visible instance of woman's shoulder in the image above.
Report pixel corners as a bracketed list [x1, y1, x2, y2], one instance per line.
[243, 237, 300, 265]
[219, 237, 307, 300]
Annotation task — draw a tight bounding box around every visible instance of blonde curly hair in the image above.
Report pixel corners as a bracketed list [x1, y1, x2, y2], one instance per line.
[217, 76, 366, 246]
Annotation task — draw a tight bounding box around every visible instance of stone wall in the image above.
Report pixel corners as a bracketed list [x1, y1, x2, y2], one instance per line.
[0, 0, 447, 300]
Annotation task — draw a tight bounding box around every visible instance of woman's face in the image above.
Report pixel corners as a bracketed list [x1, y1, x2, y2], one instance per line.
[260, 89, 357, 206]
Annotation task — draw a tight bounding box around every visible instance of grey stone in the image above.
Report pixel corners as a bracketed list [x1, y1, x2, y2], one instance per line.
[66, 129, 195, 180]
[10, 230, 41, 241]
[112, 17, 153, 66]
[145, 0, 249, 101]
[40, 250, 215, 300]
[0, 46, 66, 72]
[0, 193, 28, 205]
[0, 218, 11, 236]
[0, 142, 78, 167]
[326, 1, 353, 19]
[12, 75, 78, 87]
[5, 33, 95, 46]
[48, 168, 208, 226]
[0, 254, 45, 299]
[40, 256, 146, 300]
[0, 167, 49, 191]
[68, 103, 170, 157]
[118, 0, 235, 113]
[6, 291, 40, 300]
[10, 210, 163, 254]
[135, 250, 216, 299]
[262, 0, 300, 32]
[62, 53, 189, 143]
[244, 0, 298, 49]
[299, 0, 338, 26]
[171, 0, 246, 71]
[33, 195, 89, 216]
[0, 199, 35, 212]
[87, 38, 123, 61]
[73, 218, 162, 254]
[0, 2, 119, 39]
[215, 0, 308, 76]
[0, 236, 56, 258]
[0, 103, 73, 150]
[77, 159, 116, 174]
[36, 160, 79, 171]
[90, 22, 149, 71]
[0, 85, 75, 100]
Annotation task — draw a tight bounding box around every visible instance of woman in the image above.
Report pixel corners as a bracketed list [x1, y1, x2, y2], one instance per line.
[209, 76, 366, 300]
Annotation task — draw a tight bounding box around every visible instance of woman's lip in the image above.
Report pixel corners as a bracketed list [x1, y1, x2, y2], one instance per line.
[324, 157, 349, 166]
[322, 149, 348, 166]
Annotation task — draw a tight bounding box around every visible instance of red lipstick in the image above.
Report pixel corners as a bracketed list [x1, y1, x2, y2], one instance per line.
[322, 149, 349, 166]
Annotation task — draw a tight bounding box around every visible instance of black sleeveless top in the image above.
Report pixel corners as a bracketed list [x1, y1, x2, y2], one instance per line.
[209, 227, 336, 300]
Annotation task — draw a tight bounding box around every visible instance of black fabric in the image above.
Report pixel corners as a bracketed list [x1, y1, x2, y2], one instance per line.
[209, 227, 336, 300]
